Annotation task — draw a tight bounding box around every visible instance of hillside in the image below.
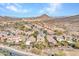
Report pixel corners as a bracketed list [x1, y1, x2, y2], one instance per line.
[0, 14, 79, 56]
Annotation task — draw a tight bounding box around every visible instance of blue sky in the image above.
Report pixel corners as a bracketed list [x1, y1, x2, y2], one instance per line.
[0, 3, 79, 18]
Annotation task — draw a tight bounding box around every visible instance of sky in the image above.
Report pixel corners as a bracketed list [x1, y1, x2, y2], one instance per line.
[0, 3, 79, 18]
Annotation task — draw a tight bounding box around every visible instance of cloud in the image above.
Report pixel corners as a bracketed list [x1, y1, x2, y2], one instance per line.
[39, 3, 62, 14]
[6, 4, 28, 13]
[6, 5, 17, 12]
[14, 3, 22, 8]
[47, 3, 61, 13]
[39, 9, 45, 14]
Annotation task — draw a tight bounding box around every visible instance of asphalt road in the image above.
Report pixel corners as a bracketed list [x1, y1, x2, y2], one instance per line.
[0, 45, 38, 56]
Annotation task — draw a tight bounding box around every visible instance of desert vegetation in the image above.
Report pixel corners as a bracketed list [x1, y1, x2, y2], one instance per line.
[0, 14, 79, 56]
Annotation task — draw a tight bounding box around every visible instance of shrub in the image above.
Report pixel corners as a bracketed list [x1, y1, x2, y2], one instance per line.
[8, 42, 15, 47]
[20, 32, 26, 36]
[19, 41, 26, 49]
[54, 30, 63, 36]
[43, 30, 48, 35]
[31, 31, 38, 42]
[68, 41, 79, 49]
[53, 40, 69, 47]
[54, 50, 65, 56]
[0, 50, 10, 56]
[19, 25, 25, 31]
[3, 38, 7, 42]
[31, 48, 42, 55]
[68, 42, 75, 48]
[44, 36, 51, 47]
[53, 41, 64, 47]
[60, 41, 69, 47]
[74, 41, 79, 49]
[20, 44, 26, 49]
[34, 41, 46, 49]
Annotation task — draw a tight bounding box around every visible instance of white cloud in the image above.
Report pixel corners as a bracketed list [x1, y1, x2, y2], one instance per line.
[6, 5, 28, 13]
[47, 3, 61, 12]
[39, 3, 62, 14]
[14, 3, 22, 8]
[39, 9, 44, 14]
[6, 5, 17, 12]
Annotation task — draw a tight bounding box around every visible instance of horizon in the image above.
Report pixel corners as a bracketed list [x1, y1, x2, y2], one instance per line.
[0, 14, 79, 18]
[0, 3, 79, 18]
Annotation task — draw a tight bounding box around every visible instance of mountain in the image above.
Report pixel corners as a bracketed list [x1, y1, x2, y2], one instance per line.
[37, 14, 49, 18]
[31, 14, 52, 21]
[54, 15, 79, 22]
[22, 14, 79, 22]
[0, 16, 22, 21]
[22, 14, 52, 21]
[0, 14, 79, 22]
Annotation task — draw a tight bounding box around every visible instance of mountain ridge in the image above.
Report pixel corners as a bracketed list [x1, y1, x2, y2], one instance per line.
[0, 14, 79, 22]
